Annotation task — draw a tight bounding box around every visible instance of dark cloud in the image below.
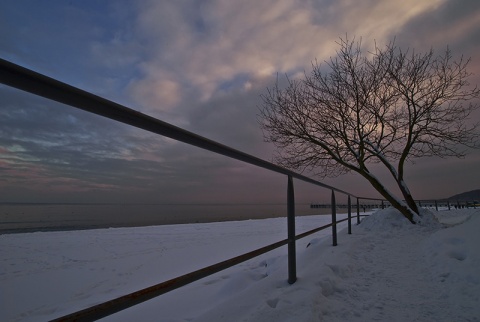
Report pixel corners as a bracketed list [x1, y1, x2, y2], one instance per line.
[0, 85, 285, 204]
[393, 0, 480, 50]
[1, 0, 479, 205]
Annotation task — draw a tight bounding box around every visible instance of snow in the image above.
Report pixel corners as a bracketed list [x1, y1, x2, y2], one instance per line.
[1, 209, 479, 321]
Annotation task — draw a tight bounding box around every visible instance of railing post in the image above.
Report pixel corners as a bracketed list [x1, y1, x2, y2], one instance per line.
[447, 200, 451, 210]
[287, 175, 296, 284]
[331, 190, 337, 246]
[435, 200, 438, 211]
[347, 195, 352, 234]
[356, 198, 360, 224]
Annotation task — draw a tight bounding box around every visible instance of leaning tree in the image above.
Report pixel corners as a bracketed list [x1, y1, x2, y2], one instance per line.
[259, 38, 480, 223]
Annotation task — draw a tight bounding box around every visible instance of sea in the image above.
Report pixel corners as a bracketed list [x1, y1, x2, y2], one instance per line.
[0, 203, 342, 234]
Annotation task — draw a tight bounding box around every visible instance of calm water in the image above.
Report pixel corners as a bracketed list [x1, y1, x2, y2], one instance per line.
[0, 203, 340, 234]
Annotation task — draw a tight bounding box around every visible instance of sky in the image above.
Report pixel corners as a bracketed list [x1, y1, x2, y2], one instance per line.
[0, 0, 479, 206]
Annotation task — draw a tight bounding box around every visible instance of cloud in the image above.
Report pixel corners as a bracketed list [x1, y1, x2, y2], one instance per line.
[0, 85, 276, 203]
[394, 0, 480, 49]
[1, 0, 479, 204]
[129, 76, 182, 113]
[127, 0, 444, 112]
[124, 0, 452, 160]
[0, 88, 157, 193]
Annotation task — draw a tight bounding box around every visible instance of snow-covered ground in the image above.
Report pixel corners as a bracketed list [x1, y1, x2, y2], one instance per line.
[1, 209, 479, 321]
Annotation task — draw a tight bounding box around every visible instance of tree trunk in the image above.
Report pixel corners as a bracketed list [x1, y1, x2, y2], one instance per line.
[402, 192, 419, 214]
[396, 179, 419, 214]
[360, 171, 417, 224]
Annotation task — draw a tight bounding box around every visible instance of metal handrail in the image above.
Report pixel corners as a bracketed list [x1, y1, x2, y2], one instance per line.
[50, 216, 359, 322]
[1, 58, 366, 321]
[0, 58, 352, 196]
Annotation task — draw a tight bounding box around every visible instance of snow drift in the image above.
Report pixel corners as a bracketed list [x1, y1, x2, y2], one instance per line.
[1, 209, 479, 321]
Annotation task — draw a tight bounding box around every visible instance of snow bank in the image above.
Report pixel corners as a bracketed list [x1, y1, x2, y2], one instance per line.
[359, 207, 413, 231]
[1, 209, 480, 321]
[360, 207, 442, 232]
[423, 214, 480, 314]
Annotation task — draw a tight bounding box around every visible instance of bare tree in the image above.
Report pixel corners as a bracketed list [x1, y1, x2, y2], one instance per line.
[259, 38, 480, 223]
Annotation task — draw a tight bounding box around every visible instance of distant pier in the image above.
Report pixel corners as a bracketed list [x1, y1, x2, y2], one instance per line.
[310, 203, 384, 209]
[311, 200, 478, 210]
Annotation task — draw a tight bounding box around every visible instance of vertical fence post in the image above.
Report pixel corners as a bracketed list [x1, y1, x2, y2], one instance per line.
[348, 195, 352, 234]
[287, 175, 296, 284]
[447, 200, 451, 210]
[435, 200, 438, 211]
[356, 198, 360, 224]
[331, 190, 337, 246]
[381, 200, 385, 209]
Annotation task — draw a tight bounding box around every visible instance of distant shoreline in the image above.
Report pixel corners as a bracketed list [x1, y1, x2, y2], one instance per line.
[0, 213, 335, 235]
[0, 202, 294, 206]
[0, 203, 337, 235]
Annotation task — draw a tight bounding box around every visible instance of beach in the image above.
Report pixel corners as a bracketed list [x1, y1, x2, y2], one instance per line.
[0, 203, 342, 234]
